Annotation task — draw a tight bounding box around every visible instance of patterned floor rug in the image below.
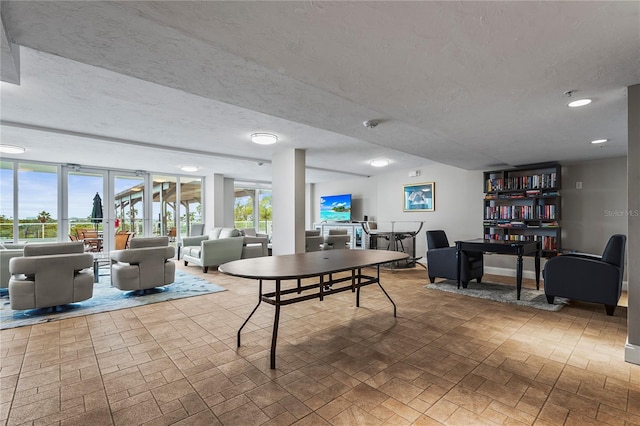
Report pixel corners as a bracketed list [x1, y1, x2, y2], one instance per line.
[0, 270, 226, 329]
[425, 279, 567, 312]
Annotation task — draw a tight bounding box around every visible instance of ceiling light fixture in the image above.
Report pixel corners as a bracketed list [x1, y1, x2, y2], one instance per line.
[250, 133, 278, 145]
[370, 159, 390, 167]
[591, 139, 608, 144]
[568, 98, 592, 107]
[0, 144, 26, 154]
[181, 165, 199, 172]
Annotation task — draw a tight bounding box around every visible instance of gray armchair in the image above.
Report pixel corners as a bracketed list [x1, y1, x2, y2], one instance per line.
[426, 230, 483, 287]
[543, 234, 626, 316]
[111, 236, 176, 292]
[321, 229, 351, 250]
[305, 230, 324, 252]
[8, 242, 93, 310]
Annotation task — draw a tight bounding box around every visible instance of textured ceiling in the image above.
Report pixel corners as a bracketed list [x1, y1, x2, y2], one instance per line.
[1, 1, 638, 183]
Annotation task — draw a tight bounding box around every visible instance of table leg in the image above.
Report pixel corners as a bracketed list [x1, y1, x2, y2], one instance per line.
[93, 259, 99, 283]
[375, 264, 397, 317]
[456, 242, 462, 289]
[410, 234, 417, 267]
[535, 244, 541, 290]
[516, 251, 523, 300]
[237, 279, 263, 348]
[270, 279, 281, 369]
[356, 269, 361, 307]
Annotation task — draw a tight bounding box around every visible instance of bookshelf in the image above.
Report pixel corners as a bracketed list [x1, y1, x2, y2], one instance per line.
[483, 163, 561, 256]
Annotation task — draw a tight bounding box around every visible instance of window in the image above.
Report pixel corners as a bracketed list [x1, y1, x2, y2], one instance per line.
[180, 177, 202, 237]
[18, 163, 58, 243]
[114, 174, 145, 235]
[0, 161, 14, 242]
[258, 190, 272, 235]
[234, 188, 254, 230]
[2, 159, 205, 245]
[152, 175, 177, 237]
[234, 187, 272, 235]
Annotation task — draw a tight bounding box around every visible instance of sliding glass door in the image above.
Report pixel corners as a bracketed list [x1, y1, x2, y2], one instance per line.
[67, 169, 106, 240]
[113, 173, 146, 238]
[4, 159, 202, 249]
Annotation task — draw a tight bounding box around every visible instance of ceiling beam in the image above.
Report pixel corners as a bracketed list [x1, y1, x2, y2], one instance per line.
[0, 10, 20, 85]
[0, 120, 371, 178]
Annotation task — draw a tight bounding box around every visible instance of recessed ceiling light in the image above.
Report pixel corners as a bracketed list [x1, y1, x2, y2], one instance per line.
[0, 144, 26, 154]
[250, 133, 278, 145]
[370, 159, 390, 167]
[591, 139, 608, 144]
[568, 99, 592, 107]
[181, 165, 199, 172]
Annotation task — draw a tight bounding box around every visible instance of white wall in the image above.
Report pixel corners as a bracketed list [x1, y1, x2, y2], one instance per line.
[311, 157, 628, 277]
[562, 157, 628, 254]
[312, 163, 483, 261]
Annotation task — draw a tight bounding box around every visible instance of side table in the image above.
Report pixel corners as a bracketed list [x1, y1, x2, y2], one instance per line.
[93, 252, 111, 283]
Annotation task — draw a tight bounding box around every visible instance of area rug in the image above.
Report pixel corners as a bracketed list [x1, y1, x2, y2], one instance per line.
[0, 270, 226, 330]
[425, 280, 567, 312]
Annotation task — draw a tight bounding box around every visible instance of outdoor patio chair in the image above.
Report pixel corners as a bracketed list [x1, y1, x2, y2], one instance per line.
[114, 232, 132, 250]
[81, 230, 102, 252]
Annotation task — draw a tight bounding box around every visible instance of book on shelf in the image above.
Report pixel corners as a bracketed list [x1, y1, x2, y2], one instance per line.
[541, 221, 559, 227]
[486, 178, 503, 192]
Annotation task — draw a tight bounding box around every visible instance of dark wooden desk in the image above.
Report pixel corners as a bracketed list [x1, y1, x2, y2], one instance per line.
[455, 239, 541, 300]
[219, 249, 409, 369]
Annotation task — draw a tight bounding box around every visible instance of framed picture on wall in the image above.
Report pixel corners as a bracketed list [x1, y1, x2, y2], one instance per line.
[403, 182, 435, 212]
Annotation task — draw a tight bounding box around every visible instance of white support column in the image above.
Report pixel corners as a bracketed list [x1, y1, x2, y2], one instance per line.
[626, 84, 640, 364]
[272, 149, 305, 255]
[306, 183, 314, 230]
[223, 177, 235, 228]
[204, 173, 226, 229]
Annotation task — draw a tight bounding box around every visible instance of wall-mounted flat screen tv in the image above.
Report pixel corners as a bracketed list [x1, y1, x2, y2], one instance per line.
[320, 194, 352, 222]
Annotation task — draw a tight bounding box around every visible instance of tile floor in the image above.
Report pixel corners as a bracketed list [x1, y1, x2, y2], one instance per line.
[1, 261, 638, 425]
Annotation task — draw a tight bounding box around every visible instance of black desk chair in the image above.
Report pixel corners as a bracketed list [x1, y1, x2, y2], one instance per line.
[426, 230, 483, 287]
[543, 234, 626, 315]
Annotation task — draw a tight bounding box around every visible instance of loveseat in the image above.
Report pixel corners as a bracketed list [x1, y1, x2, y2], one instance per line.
[8, 242, 94, 310]
[182, 227, 268, 272]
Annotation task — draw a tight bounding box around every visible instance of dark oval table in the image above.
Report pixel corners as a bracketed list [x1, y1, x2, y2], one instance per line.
[219, 249, 409, 369]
